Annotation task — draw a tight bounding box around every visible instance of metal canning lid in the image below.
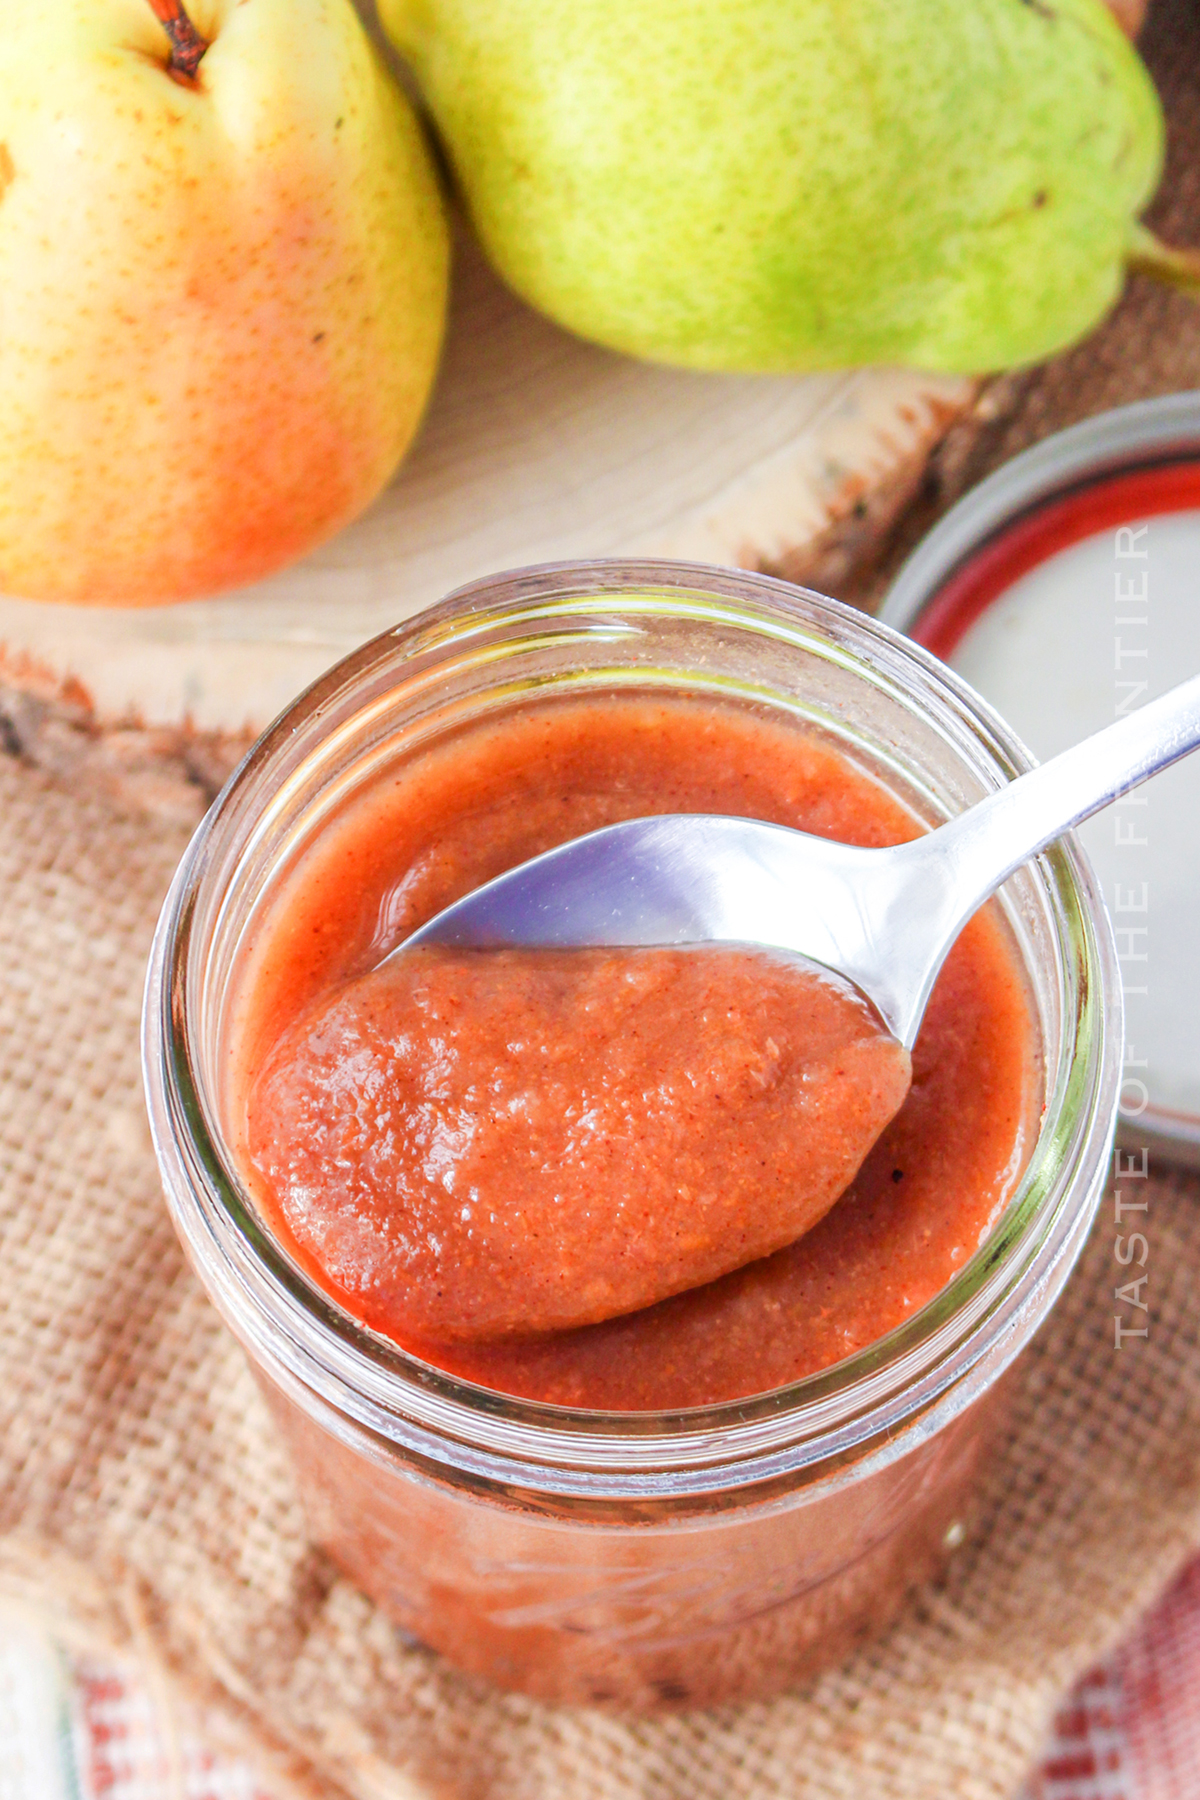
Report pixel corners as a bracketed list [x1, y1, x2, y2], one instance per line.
[882, 392, 1200, 1170]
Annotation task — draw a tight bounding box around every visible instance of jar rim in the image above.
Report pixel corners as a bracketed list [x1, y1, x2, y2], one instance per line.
[143, 558, 1122, 1500]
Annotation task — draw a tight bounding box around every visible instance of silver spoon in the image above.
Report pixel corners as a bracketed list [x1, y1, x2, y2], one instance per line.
[401, 672, 1200, 1048]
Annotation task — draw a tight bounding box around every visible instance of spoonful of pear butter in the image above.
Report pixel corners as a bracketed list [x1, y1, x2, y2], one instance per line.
[247, 675, 1200, 1346]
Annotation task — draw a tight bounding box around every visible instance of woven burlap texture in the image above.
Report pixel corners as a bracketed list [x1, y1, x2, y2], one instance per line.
[1, 739, 1199, 1800]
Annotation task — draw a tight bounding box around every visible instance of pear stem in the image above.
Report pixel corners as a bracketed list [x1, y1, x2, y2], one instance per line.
[147, 0, 209, 83]
[1127, 223, 1200, 297]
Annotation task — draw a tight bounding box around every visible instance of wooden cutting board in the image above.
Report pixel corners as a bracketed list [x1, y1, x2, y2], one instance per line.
[0, 229, 975, 817]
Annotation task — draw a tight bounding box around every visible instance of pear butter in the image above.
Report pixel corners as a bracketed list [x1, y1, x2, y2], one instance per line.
[223, 691, 1039, 1411]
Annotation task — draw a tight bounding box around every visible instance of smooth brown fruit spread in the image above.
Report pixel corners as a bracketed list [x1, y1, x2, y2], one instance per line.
[225, 693, 1039, 1410]
[246, 944, 912, 1342]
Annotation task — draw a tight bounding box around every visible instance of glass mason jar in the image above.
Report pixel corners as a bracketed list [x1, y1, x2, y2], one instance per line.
[142, 561, 1121, 1711]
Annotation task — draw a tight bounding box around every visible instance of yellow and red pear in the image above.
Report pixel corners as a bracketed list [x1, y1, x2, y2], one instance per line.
[0, 0, 449, 605]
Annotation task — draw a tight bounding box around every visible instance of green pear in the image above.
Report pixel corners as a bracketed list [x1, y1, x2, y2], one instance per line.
[0, 0, 449, 604]
[380, 0, 1166, 374]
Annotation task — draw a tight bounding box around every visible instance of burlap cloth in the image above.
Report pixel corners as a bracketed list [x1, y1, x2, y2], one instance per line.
[3, 2, 1200, 1793]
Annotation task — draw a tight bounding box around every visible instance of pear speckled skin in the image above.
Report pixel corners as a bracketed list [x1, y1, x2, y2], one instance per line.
[0, 1, 449, 605]
[381, 0, 1162, 375]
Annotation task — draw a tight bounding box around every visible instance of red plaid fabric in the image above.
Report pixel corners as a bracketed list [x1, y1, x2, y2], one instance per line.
[74, 1656, 277, 1800]
[1026, 1556, 1200, 1800]
[4, 1561, 1198, 1800]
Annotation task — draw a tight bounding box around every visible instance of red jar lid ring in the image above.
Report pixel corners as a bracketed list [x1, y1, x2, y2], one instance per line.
[901, 451, 1200, 1169]
[913, 461, 1200, 661]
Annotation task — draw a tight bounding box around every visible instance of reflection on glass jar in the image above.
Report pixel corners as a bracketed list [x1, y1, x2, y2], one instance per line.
[143, 561, 1121, 1709]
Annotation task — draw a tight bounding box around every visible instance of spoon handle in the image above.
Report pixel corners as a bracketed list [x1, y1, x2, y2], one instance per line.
[921, 669, 1200, 944]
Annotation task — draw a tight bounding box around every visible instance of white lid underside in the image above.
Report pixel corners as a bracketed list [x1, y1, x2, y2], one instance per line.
[951, 512, 1200, 1120]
